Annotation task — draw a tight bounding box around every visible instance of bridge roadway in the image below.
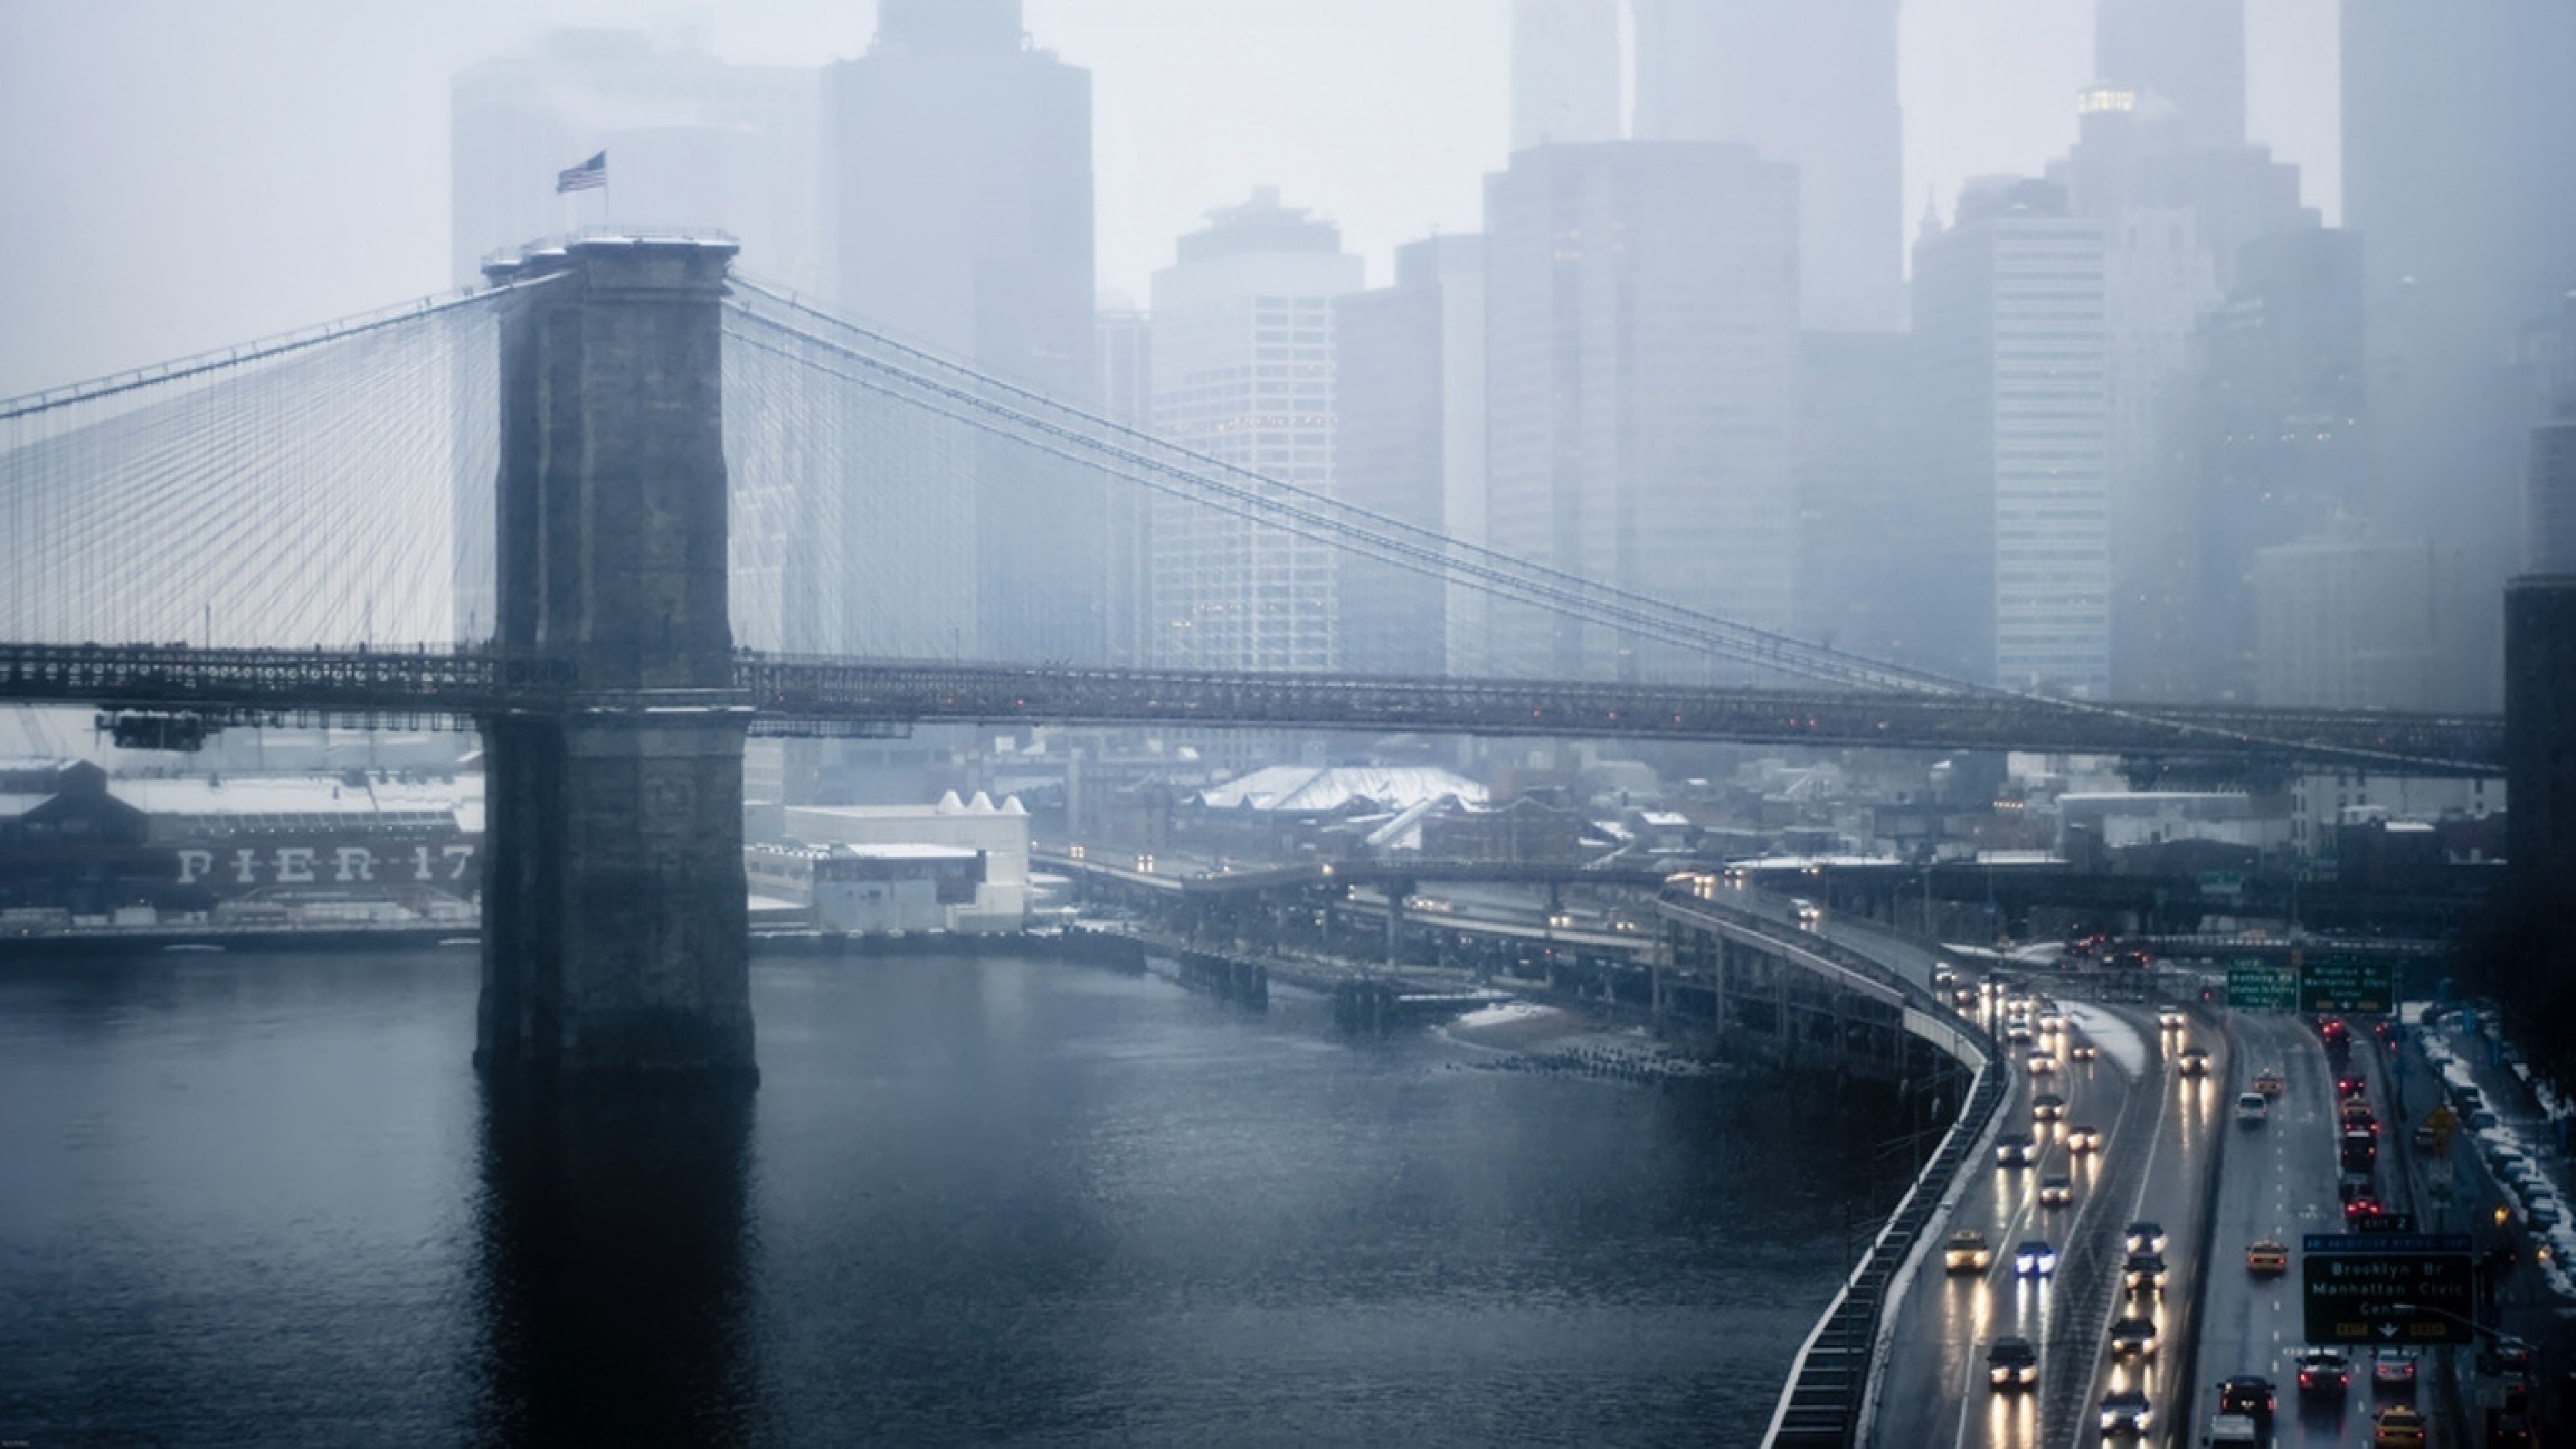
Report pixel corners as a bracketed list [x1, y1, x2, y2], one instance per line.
[0, 643, 2506, 773]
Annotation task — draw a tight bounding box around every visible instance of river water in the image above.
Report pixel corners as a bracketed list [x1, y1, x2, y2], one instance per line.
[0, 947, 1885, 1445]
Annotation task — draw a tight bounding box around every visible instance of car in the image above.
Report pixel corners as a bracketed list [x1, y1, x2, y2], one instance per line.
[2371, 1403, 2427, 1447]
[2370, 1346, 2418, 1393]
[2065, 1123, 2103, 1153]
[2252, 1068, 2286, 1095]
[2337, 1071, 2370, 1099]
[2108, 1316, 2157, 1358]
[2342, 1099, 2379, 1130]
[2006, 1023, 2035, 1046]
[2345, 1194, 2386, 1223]
[2121, 1250, 2167, 1293]
[2339, 1171, 2376, 1203]
[2098, 1387, 2152, 1437]
[2031, 1092, 2067, 1122]
[1792, 898, 1824, 928]
[2012, 1239, 2058, 1277]
[2236, 1091, 2271, 1124]
[2037, 1010, 2068, 1035]
[1987, 1336, 2039, 1391]
[1944, 1229, 1993, 1273]
[2178, 1046, 2212, 1077]
[2320, 1016, 2351, 1046]
[2124, 1220, 2167, 1255]
[2038, 1174, 2073, 1208]
[2157, 1005, 2185, 1030]
[2216, 1375, 2277, 1428]
[2487, 1412, 2536, 1447]
[2027, 1052, 2059, 1075]
[2245, 1239, 2289, 1275]
[1996, 1131, 2035, 1169]
[2296, 1348, 2351, 1395]
[2067, 1040, 2099, 1062]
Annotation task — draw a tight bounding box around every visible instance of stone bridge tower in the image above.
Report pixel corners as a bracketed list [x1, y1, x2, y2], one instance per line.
[476, 236, 755, 1082]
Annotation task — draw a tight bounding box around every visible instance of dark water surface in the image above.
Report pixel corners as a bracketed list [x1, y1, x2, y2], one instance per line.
[0, 948, 1877, 1445]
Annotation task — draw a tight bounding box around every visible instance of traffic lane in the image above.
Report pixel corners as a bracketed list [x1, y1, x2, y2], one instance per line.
[2069, 1005, 2216, 1449]
[2192, 1013, 2361, 1449]
[1869, 1004, 2139, 1448]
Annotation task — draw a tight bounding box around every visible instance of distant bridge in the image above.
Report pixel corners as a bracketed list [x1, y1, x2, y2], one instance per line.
[0, 642, 2508, 775]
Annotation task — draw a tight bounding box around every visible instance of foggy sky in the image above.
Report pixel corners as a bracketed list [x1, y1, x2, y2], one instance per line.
[0, 0, 2337, 397]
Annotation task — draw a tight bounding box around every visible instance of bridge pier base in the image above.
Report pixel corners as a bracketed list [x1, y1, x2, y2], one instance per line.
[475, 235, 753, 1083]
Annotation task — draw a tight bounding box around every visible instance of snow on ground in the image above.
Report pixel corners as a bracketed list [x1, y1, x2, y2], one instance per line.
[1452, 1000, 1550, 1031]
[2061, 1001, 2149, 1081]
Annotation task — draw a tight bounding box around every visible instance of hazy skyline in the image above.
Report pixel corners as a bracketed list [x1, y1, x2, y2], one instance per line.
[0, 0, 2337, 396]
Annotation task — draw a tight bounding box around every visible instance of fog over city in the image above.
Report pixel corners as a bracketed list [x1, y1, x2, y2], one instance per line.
[1, 0, 2342, 392]
[8, 7, 2576, 1447]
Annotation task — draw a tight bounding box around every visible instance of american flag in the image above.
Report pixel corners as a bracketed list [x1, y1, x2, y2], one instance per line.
[555, 152, 606, 194]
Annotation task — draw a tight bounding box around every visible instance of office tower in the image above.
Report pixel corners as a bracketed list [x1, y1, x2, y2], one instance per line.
[825, 0, 1102, 663]
[450, 30, 821, 645]
[1630, 0, 1903, 331]
[2253, 535, 2469, 710]
[1335, 235, 1487, 678]
[1511, 0, 1622, 152]
[2189, 229, 2370, 700]
[1148, 189, 1364, 672]
[2345, 0, 2576, 706]
[1097, 306, 1154, 665]
[2045, 55, 2316, 700]
[1911, 179, 2110, 696]
[1483, 142, 1801, 682]
[1792, 331, 1919, 665]
[2094, 0, 2245, 149]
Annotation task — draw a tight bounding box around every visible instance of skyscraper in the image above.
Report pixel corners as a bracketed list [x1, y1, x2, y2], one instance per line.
[825, 0, 1102, 663]
[1335, 235, 1487, 678]
[2094, 0, 2245, 150]
[1912, 179, 2111, 695]
[450, 30, 820, 645]
[1629, 0, 1903, 332]
[2345, 0, 2576, 707]
[1510, 0, 1622, 152]
[1483, 142, 1801, 682]
[1148, 189, 1364, 672]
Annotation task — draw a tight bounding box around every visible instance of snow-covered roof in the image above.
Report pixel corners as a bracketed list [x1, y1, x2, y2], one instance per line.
[1197, 765, 1487, 814]
[0, 792, 51, 820]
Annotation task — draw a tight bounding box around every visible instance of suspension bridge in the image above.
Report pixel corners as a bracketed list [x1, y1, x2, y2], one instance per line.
[0, 232, 2508, 1079]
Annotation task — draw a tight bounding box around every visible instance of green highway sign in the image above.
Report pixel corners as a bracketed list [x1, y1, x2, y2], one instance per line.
[2302, 1233, 2475, 1344]
[2198, 871, 2246, 898]
[2300, 954, 2396, 1014]
[2229, 959, 2300, 1012]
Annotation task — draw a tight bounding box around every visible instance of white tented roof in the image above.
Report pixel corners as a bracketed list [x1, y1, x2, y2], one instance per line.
[1197, 765, 1487, 814]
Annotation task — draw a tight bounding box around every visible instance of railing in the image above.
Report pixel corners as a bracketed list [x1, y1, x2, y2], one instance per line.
[0, 643, 2512, 772]
[1691, 902, 2002, 1448]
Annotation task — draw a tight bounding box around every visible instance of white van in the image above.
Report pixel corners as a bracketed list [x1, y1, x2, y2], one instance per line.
[2234, 1092, 2270, 1124]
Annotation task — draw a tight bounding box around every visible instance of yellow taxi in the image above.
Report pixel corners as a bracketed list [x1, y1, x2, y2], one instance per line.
[1945, 1229, 1993, 1273]
[2245, 1239, 2289, 1276]
[2372, 1404, 2426, 1448]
